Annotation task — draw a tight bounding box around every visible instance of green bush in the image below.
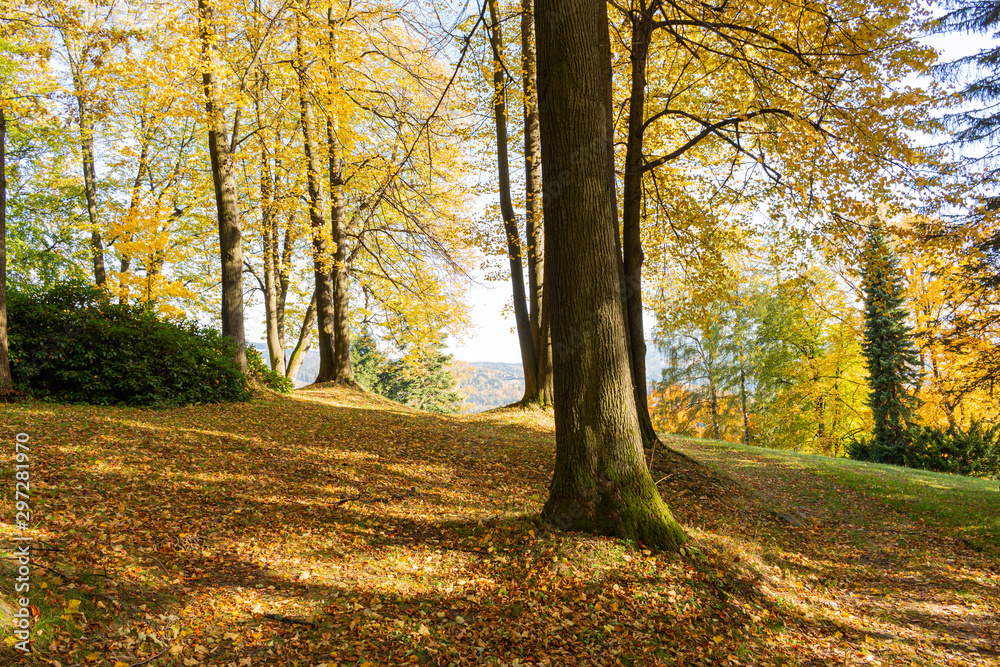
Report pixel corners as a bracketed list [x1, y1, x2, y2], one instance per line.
[905, 421, 1000, 479]
[7, 283, 252, 406]
[848, 421, 1000, 479]
[246, 345, 294, 394]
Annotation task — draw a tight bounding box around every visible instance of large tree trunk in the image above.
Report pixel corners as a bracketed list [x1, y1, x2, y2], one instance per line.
[296, 14, 337, 383]
[326, 9, 354, 384]
[73, 80, 106, 286]
[287, 291, 318, 382]
[521, 0, 552, 405]
[198, 0, 247, 372]
[621, 7, 658, 447]
[0, 108, 12, 395]
[488, 0, 538, 402]
[535, 0, 685, 550]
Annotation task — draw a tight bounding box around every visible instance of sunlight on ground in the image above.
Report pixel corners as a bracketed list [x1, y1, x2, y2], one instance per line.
[0, 390, 996, 666]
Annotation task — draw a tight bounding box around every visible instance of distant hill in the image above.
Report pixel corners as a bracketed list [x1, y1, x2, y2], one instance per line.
[451, 361, 525, 412]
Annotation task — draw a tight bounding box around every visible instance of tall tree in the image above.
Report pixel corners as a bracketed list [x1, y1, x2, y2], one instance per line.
[487, 0, 538, 402]
[861, 224, 920, 461]
[0, 106, 12, 395]
[198, 0, 247, 371]
[934, 0, 1000, 395]
[50, 0, 121, 286]
[536, 0, 685, 550]
[294, 5, 338, 383]
[521, 0, 551, 405]
[325, 5, 352, 384]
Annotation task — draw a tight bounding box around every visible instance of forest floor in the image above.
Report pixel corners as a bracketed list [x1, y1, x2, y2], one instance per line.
[1, 384, 997, 666]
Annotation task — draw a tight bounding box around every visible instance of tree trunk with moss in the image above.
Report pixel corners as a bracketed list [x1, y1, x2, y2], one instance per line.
[535, 0, 685, 550]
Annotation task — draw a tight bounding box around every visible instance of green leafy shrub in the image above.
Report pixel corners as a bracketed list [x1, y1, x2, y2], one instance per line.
[905, 421, 1000, 479]
[848, 421, 1000, 479]
[246, 345, 294, 394]
[7, 283, 251, 406]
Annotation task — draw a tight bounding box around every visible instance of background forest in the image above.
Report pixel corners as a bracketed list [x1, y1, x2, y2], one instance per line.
[1, 0, 998, 472]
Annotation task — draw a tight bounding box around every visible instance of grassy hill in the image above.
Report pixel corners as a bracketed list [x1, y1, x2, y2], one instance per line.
[2, 388, 997, 665]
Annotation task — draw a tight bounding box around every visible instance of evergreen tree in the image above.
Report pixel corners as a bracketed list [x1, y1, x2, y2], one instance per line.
[351, 334, 388, 393]
[933, 1, 1000, 395]
[860, 224, 921, 462]
[351, 333, 462, 414]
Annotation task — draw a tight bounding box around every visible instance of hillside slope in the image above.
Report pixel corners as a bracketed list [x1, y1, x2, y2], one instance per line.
[1, 388, 997, 666]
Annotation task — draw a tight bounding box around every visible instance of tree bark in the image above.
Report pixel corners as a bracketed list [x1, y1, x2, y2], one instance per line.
[287, 291, 318, 381]
[535, 0, 685, 550]
[72, 76, 106, 286]
[0, 108, 13, 394]
[521, 0, 551, 405]
[622, 6, 659, 447]
[709, 376, 721, 440]
[739, 363, 750, 446]
[199, 0, 247, 372]
[488, 0, 538, 402]
[295, 13, 337, 383]
[259, 131, 287, 376]
[326, 8, 353, 384]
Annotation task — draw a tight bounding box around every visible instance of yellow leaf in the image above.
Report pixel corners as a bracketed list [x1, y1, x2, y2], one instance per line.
[66, 599, 81, 613]
[85, 653, 101, 662]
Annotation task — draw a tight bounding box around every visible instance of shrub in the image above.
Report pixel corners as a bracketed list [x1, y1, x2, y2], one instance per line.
[848, 421, 1000, 479]
[906, 421, 1000, 479]
[246, 345, 294, 394]
[7, 283, 251, 406]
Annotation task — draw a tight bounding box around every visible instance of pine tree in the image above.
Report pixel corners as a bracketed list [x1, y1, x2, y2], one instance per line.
[860, 224, 920, 462]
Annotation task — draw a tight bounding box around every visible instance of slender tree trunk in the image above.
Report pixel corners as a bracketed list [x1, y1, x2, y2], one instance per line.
[622, 7, 658, 446]
[326, 8, 353, 384]
[296, 13, 337, 383]
[521, 0, 551, 405]
[709, 378, 721, 441]
[73, 83, 106, 286]
[488, 0, 538, 402]
[739, 363, 750, 446]
[535, 0, 685, 550]
[259, 132, 287, 376]
[0, 108, 13, 395]
[278, 210, 295, 345]
[199, 0, 247, 372]
[287, 291, 318, 381]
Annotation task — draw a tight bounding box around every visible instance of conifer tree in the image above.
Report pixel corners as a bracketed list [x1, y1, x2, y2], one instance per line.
[861, 224, 920, 462]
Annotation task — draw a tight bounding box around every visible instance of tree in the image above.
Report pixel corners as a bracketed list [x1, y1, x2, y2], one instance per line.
[197, 0, 247, 372]
[486, 0, 537, 404]
[861, 223, 920, 460]
[0, 104, 11, 396]
[535, 0, 685, 550]
[352, 332, 463, 413]
[933, 1, 1000, 396]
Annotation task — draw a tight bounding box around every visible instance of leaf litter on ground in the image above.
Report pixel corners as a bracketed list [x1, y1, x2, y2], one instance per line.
[0, 384, 997, 666]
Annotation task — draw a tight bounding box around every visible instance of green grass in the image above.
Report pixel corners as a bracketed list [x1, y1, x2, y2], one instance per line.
[669, 435, 1000, 554]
